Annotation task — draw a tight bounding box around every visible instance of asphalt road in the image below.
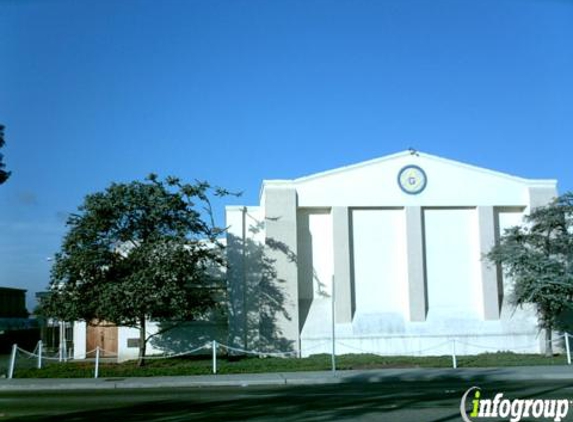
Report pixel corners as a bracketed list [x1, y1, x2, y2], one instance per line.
[3, 377, 573, 422]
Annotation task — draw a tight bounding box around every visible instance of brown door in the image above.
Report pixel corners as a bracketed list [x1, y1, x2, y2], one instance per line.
[86, 321, 118, 357]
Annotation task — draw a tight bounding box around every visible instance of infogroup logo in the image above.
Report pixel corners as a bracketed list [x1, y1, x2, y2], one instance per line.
[460, 387, 570, 422]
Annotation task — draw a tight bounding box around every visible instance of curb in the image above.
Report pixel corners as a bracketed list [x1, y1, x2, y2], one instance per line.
[0, 372, 343, 391]
[1, 367, 572, 392]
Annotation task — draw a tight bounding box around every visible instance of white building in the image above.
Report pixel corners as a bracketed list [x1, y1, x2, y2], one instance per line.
[72, 318, 227, 362]
[226, 151, 557, 357]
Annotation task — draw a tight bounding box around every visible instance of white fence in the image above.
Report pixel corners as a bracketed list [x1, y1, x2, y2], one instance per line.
[6, 333, 572, 379]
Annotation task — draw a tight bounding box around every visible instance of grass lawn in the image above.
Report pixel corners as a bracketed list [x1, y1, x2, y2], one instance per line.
[5, 352, 570, 379]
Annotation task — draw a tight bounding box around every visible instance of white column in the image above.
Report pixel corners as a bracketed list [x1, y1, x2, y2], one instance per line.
[332, 207, 353, 323]
[405, 207, 427, 321]
[264, 186, 300, 353]
[478, 206, 501, 320]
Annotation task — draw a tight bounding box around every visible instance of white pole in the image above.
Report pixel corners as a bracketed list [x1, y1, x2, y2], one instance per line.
[58, 321, 64, 362]
[94, 346, 100, 379]
[331, 275, 336, 374]
[452, 339, 457, 369]
[62, 322, 67, 362]
[212, 340, 217, 375]
[566, 333, 571, 365]
[37, 340, 43, 369]
[8, 344, 17, 379]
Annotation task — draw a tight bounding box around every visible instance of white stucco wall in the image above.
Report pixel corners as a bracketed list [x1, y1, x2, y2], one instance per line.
[227, 151, 558, 357]
[352, 208, 409, 319]
[299, 207, 542, 357]
[298, 210, 334, 339]
[424, 208, 482, 318]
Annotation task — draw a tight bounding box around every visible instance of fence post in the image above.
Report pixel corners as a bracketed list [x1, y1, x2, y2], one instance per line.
[566, 333, 571, 365]
[451, 339, 457, 369]
[212, 340, 217, 375]
[94, 346, 100, 379]
[37, 340, 43, 369]
[7, 344, 17, 379]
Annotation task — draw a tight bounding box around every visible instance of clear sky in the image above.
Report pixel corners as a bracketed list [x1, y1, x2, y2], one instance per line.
[1, 0, 572, 310]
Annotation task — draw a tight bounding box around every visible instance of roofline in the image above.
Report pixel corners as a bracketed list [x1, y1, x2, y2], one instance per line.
[261, 150, 557, 188]
[419, 152, 557, 187]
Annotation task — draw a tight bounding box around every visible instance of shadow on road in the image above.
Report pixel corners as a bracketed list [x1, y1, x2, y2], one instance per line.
[3, 371, 573, 422]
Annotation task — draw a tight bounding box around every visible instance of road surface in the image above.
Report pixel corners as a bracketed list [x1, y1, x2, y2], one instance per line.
[2, 377, 573, 421]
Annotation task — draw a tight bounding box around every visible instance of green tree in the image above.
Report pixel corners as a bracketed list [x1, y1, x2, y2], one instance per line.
[40, 174, 235, 365]
[0, 124, 11, 184]
[487, 193, 573, 355]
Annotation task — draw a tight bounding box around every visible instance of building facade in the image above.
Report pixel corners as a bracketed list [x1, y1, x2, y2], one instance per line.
[226, 151, 558, 356]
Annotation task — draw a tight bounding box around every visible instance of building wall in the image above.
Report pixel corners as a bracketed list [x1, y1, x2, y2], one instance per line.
[297, 209, 334, 339]
[299, 205, 543, 356]
[74, 320, 227, 362]
[226, 152, 559, 357]
[424, 208, 481, 318]
[352, 208, 408, 319]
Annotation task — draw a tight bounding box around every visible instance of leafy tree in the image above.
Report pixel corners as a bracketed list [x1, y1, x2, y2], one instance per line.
[487, 193, 573, 355]
[0, 124, 11, 184]
[40, 174, 235, 365]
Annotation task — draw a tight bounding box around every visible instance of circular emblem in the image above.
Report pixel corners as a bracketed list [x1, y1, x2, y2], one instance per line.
[398, 165, 427, 195]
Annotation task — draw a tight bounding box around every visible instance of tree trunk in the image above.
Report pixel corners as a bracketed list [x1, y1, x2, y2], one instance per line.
[137, 316, 147, 367]
[545, 327, 553, 357]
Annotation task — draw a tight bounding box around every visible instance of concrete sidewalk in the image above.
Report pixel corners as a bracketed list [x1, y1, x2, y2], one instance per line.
[1, 366, 573, 391]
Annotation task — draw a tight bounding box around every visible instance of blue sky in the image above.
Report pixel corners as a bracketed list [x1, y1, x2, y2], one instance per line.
[1, 0, 572, 309]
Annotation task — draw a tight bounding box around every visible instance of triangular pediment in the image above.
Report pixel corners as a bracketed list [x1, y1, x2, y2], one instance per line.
[262, 151, 556, 207]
